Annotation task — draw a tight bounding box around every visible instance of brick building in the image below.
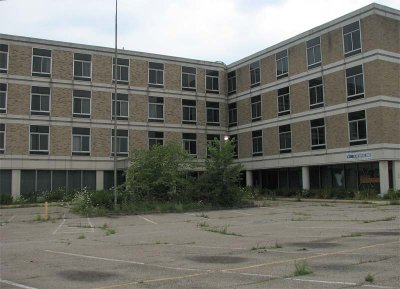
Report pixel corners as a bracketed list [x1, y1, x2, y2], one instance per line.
[0, 3, 399, 198]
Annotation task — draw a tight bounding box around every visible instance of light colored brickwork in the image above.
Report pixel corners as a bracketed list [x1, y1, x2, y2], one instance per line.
[238, 131, 251, 158]
[92, 91, 111, 120]
[165, 97, 181, 124]
[324, 70, 346, 106]
[165, 63, 181, 91]
[262, 91, 277, 121]
[50, 125, 71, 156]
[292, 121, 310, 153]
[237, 98, 251, 126]
[52, 87, 72, 118]
[131, 59, 147, 87]
[264, 126, 279, 156]
[260, 55, 275, 85]
[92, 128, 110, 157]
[52, 50, 73, 80]
[364, 61, 400, 98]
[291, 81, 308, 114]
[197, 133, 207, 159]
[219, 102, 227, 128]
[362, 14, 400, 54]
[130, 130, 147, 151]
[8, 45, 31, 76]
[165, 131, 181, 145]
[131, 94, 147, 122]
[92, 54, 112, 83]
[236, 65, 249, 94]
[219, 71, 227, 96]
[6, 123, 28, 155]
[289, 43, 306, 76]
[367, 107, 400, 145]
[321, 28, 343, 65]
[197, 100, 206, 126]
[326, 113, 348, 149]
[7, 83, 30, 115]
[197, 68, 205, 93]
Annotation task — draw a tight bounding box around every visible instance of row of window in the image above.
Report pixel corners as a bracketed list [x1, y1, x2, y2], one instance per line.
[227, 21, 362, 94]
[0, 45, 221, 94]
[228, 65, 365, 126]
[0, 110, 367, 158]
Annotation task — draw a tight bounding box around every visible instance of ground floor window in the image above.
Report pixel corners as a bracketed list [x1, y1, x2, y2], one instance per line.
[252, 167, 302, 195]
[104, 170, 125, 190]
[0, 169, 12, 195]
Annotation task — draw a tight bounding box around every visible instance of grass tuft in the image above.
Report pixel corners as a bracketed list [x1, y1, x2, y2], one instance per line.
[78, 234, 85, 239]
[197, 222, 241, 236]
[294, 260, 313, 276]
[342, 232, 362, 238]
[365, 273, 374, 283]
[271, 240, 282, 249]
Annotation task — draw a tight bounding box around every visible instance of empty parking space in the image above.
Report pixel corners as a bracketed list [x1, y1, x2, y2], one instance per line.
[0, 201, 399, 289]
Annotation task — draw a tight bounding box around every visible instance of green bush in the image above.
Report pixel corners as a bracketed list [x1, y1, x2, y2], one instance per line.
[0, 194, 13, 205]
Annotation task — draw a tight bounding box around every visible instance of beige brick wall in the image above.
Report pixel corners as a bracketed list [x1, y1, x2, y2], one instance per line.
[92, 91, 111, 120]
[165, 131, 181, 145]
[197, 68, 205, 93]
[197, 133, 207, 159]
[130, 130, 147, 151]
[262, 91, 277, 120]
[364, 60, 400, 98]
[289, 43, 307, 76]
[165, 97, 181, 124]
[50, 125, 71, 156]
[197, 100, 206, 126]
[131, 59, 147, 87]
[237, 97, 251, 126]
[6, 123, 28, 155]
[165, 63, 181, 91]
[238, 131, 251, 158]
[324, 70, 346, 106]
[92, 128, 110, 157]
[260, 55, 275, 85]
[219, 102, 227, 128]
[321, 28, 343, 65]
[367, 107, 400, 145]
[264, 126, 279, 156]
[326, 113, 348, 149]
[362, 14, 400, 54]
[7, 83, 30, 115]
[131, 94, 147, 122]
[9, 45, 31, 76]
[219, 70, 227, 96]
[52, 87, 72, 118]
[292, 121, 310, 153]
[52, 50, 73, 80]
[236, 65, 249, 94]
[291, 81, 308, 114]
[92, 54, 112, 83]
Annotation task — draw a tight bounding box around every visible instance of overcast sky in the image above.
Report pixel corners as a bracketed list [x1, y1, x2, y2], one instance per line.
[1, 0, 398, 64]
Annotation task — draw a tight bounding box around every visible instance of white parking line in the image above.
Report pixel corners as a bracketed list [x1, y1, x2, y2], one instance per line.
[138, 215, 158, 225]
[52, 218, 66, 235]
[87, 217, 95, 232]
[0, 279, 39, 289]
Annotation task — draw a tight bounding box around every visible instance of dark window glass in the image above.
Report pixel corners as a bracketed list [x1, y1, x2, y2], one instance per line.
[0, 83, 7, 112]
[32, 48, 51, 77]
[148, 131, 164, 148]
[348, 110, 367, 146]
[307, 37, 321, 68]
[346, 65, 364, 101]
[251, 95, 261, 121]
[149, 62, 164, 87]
[252, 130, 262, 156]
[310, 118, 326, 150]
[206, 101, 219, 125]
[276, 50, 288, 79]
[278, 87, 290, 116]
[183, 133, 197, 156]
[148, 96, 164, 121]
[227, 71, 236, 95]
[206, 70, 219, 93]
[309, 77, 324, 109]
[113, 57, 129, 83]
[182, 99, 196, 124]
[343, 21, 361, 57]
[228, 102, 237, 127]
[182, 66, 196, 91]
[0, 44, 8, 73]
[250, 61, 260, 87]
[279, 125, 291, 153]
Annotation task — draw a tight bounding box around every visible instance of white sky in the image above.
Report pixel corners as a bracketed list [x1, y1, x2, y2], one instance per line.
[1, 0, 398, 64]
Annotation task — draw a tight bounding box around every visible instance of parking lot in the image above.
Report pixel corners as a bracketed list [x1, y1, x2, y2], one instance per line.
[0, 200, 399, 289]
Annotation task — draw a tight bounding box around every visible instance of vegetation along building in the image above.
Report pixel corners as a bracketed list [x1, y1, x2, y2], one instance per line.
[0, 3, 399, 198]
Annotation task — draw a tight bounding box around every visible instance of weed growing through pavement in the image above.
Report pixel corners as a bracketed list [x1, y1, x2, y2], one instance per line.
[251, 244, 267, 251]
[365, 273, 374, 283]
[197, 222, 242, 236]
[363, 216, 396, 223]
[342, 232, 362, 238]
[294, 260, 313, 276]
[196, 212, 209, 218]
[270, 240, 282, 249]
[99, 223, 116, 236]
[78, 234, 85, 239]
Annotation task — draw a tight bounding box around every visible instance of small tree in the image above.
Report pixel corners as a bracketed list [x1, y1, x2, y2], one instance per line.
[125, 143, 194, 202]
[196, 138, 244, 206]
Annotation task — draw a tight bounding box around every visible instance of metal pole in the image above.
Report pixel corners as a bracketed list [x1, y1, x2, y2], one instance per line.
[113, 0, 118, 209]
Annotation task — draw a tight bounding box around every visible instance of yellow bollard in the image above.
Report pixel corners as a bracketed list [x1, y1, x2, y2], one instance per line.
[44, 201, 48, 221]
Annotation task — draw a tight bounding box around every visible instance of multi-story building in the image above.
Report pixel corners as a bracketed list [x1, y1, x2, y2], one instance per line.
[1, 3, 399, 198]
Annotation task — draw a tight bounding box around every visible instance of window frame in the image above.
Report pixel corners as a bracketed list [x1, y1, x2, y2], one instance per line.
[30, 86, 51, 116]
[0, 44, 9, 74]
[148, 96, 164, 122]
[73, 53, 92, 81]
[29, 125, 49, 155]
[276, 49, 288, 80]
[228, 102, 237, 127]
[252, 130, 263, 157]
[227, 71, 236, 95]
[112, 93, 129, 120]
[113, 57, 129, 84]
[182, 99, 197, 124]
[148, 62, 164, 88]
[206, 101, 220, 126]
[279, 124, 292, 154]
[249, 61, 261, 88]
[0, 83, 7, 113]
[310, 118, 326, 150]
[343, 20, 362, 57]
[205, 70, 219, 94]
[346, 65, 365, 101]
[148, 131, 164, 149]
[31, 48, 52, 77]
[111, 129, 129, 156]
[309, 77, 324, 109]
[181, 66, 196, 92]
[306, 36, 322, 69]
[251, 95, 262, 122]
[0, 123, 5, 154]
[277, 87, 290, 116]
[348, 110, 368, 146]
[72, 90, 91, 118]
[72, 127, 91, 155]
[182, 133, 197, 157]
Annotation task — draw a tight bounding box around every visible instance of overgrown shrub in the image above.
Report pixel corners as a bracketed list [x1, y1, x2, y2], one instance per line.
[0, 194, 13, 205]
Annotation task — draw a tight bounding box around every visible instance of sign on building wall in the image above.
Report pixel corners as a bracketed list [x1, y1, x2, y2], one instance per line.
[346, 152, 372, 161]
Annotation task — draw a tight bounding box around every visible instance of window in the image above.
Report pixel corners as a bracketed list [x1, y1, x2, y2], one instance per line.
[148, 131, 164, 148]
[251, 95, 262, 122]
[252, 130, 263, 156]
[206, 70, 219, 93]
[113, 57, 129, 84]
[348, 110, 367, 146]
[307, 36, 321, 69]
[310, 118, 326, 150]
[73, 90, 91, 118]
[73, 53, 91, 81]
[279, 125, 291, 153]
[182, 66, 196, 91]
[0, 44, 8, 74]
[148, 96, 164, 122]
[250, 61, 260, 87]
[183, 133, 197, 156]
[346, 65, 364, 101]
[207, 134, 219, 158]
[228, 102, 237, 127]
[0, 83, 6, 113]
[148, 62, 164, 87]
[31, 86, 50, 115]
[32, 48, 51, 77]
[309, 77, 324, 109]
[0, 124, 4, 154]
[30, 125, 49, 154]
[111, 129, 128, 156]
[112, 93, 129, 120]
[227, 71, 236, 95]
[276, 49, 288, 79]
[206, 101, 219, 126]
[277, 87, 290, 116]
[343, 21, 361, 57]
[229, 135, 238, 158]
[182, 99, 196, 124]
[72, 127, 90, 155]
